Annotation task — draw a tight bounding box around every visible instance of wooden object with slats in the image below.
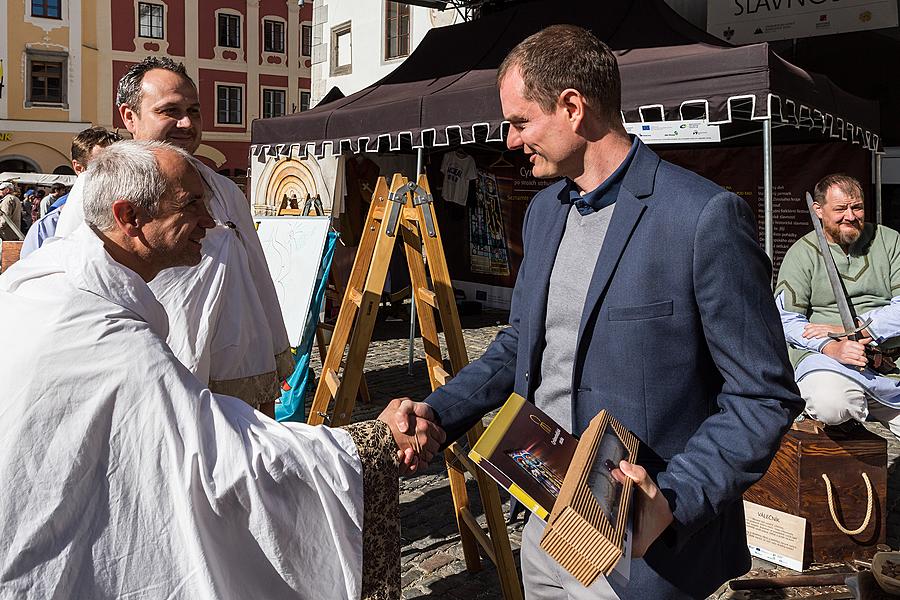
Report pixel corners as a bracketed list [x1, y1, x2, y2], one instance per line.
[744, 422, 887, 565]
[307, 173, 523, 600]
[540, 410, 639, 586]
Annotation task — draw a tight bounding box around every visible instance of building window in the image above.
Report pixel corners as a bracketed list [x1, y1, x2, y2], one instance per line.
[217, 85, 243, 125]
[300, 91, 311, 112]
[384, 2, 410, 60]
[218, 13, 241, 48]
[262, 89, 286, 119]
[138, 3, 164, 39]
[330, 22, 352, 76]
[31, 0, 61, 19]
[301, 24, 312, 57]
[263, 20, 285, 53]
[28, 56, 66, 105]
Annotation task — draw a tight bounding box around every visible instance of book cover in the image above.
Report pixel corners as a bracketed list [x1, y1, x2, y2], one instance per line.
[469, 393, 578, 520]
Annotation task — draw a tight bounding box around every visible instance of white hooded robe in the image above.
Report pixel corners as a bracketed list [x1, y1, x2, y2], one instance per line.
[0, 226, 397, 599]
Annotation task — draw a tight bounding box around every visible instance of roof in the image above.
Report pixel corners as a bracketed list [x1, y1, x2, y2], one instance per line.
[251, 0, 881, 155]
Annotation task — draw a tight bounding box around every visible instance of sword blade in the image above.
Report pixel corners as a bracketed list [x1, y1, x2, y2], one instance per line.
[805, 192, 859, 336]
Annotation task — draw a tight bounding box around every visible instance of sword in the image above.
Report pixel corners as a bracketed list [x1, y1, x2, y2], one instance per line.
[804, 192, 871, 341]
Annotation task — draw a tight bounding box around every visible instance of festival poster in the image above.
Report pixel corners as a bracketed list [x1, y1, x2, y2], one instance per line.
[470, 170, 511, 276]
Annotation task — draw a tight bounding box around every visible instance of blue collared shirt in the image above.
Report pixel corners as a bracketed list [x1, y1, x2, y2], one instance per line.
[559, 136, 639, 215]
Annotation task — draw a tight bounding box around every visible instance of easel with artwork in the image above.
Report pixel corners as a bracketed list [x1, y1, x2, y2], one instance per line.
[307, 173, 523, 600]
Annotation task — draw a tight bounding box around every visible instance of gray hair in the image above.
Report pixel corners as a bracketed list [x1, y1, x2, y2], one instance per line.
[82, 140, 191, 231]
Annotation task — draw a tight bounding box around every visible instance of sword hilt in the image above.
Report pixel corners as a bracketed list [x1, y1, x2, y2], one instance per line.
[826, 317, 873, 341]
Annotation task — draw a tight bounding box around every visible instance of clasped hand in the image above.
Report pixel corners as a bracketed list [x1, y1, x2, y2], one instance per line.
[377, 397, 446, 475]
[802, 323, 873, 368]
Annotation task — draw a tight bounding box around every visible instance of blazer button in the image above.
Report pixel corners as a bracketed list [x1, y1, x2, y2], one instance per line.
[525, 371, 529, 380]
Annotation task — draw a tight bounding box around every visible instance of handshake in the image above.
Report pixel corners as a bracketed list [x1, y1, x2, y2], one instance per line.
[377, 398, 447, 475]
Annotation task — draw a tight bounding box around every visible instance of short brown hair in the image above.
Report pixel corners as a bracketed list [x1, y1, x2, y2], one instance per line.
[814, 173, 864, 205]
[497, 24, 622, 122]
[71, 126, 121, 167]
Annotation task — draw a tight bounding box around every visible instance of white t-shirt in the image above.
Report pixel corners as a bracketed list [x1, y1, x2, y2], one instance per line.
[441, 151, 477, 206]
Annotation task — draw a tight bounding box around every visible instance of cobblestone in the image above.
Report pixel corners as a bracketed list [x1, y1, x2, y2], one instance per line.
[307, 308, 900, 598]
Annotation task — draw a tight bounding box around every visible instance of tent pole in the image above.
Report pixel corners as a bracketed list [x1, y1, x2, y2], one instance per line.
[409, 147, 424, 374]
[875, 151, 883, 225]
[763, 118, 774, 261]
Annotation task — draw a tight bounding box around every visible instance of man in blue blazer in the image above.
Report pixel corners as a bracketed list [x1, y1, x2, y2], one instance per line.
[397, 24, 803, 599]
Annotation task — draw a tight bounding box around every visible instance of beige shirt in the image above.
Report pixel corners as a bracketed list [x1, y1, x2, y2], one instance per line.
[0, 194, 22, 241]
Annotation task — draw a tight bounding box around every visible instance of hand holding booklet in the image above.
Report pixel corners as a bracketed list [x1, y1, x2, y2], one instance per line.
[470, 393, 639, 587]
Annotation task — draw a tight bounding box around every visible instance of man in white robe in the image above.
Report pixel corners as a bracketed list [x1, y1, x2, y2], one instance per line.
[0, 141, 444, 599]
[54, 56, 291, 415]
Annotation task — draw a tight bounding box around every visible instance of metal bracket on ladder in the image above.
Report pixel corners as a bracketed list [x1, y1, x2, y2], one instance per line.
[386, 181, 436, 237]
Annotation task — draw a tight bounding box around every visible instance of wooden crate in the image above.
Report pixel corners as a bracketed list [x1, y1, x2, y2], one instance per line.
[745, 424, 886, 565]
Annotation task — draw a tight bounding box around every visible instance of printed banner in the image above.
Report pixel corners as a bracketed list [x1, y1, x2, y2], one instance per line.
[470, 170, 511, 276]
[709, 0, 898, 44]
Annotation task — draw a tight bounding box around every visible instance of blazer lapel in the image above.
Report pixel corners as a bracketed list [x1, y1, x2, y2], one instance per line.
[577, 141, 659, 345]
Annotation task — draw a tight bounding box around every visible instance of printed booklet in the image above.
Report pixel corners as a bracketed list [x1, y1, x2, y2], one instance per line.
[469, 393, 577, 521]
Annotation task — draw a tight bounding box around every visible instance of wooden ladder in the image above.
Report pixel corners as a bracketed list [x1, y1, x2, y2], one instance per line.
[307, 173, 523, 600]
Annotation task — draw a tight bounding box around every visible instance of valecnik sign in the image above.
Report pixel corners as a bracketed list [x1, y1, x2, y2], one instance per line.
[708, 0, 898, 44]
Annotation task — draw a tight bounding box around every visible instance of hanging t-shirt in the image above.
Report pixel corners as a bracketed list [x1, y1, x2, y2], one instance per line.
[441, 151, 477, 206]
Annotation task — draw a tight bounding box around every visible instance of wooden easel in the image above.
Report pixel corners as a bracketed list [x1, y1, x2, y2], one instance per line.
[308, 173, 523, 600]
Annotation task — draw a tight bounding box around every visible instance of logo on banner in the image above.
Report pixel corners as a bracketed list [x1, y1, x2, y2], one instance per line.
[723, 26, 735, 40]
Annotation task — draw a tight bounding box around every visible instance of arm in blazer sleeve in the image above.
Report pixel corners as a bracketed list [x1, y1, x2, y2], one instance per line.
[654, 192, 804, 548]
[423, 202, 535, 443]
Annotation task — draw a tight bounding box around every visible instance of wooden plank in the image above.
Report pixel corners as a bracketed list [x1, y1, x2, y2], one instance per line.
[347, 287, 363, 307]
[308, 177, 389, 426]
[445, 447, 483, 573]
[460, 507, 496, 563]
[432, 365, 450, 388]
[415, 174, 470, 374]
[417, 287, 438, 308]
[328, 174, 406, 426]
[323, 369, 340, 397]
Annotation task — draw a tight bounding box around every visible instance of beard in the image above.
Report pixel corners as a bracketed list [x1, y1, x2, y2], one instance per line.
[825, 221, 862, 246]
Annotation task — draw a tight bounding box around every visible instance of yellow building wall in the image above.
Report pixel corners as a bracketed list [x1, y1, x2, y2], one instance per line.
[0, 137, 72, 173]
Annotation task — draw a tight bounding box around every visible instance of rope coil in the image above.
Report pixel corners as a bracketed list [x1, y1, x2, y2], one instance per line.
[821, 472, 873, 536]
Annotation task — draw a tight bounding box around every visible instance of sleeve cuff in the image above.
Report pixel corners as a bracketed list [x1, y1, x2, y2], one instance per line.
[342, 420, 400, 600]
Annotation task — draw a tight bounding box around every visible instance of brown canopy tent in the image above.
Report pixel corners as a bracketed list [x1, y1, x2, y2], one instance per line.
[250, 0, 881, 258]
[251, 0, 880, 158]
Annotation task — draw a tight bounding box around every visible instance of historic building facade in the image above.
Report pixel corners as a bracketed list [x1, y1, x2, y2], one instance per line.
[1, 0, 313, 178]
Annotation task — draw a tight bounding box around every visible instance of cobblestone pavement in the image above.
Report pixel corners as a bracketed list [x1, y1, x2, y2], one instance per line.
[309, 309, 900, 599]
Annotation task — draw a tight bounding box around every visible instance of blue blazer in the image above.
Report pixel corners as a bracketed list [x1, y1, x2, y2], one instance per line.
[426, 140, 803, 599]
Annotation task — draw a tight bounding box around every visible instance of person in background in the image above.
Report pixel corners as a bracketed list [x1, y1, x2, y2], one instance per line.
[20, 190, 35, 234]
[30, 190, 45, 226]
[0, 182, 23, 240]
[54, 57, 296, 422]
[21, 126, 121, 259]
[40, 184, 63, 218]
[776, 173, 900, 437]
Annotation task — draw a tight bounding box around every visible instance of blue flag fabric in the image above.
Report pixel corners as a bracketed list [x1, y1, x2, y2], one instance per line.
[276, 230, 338, 422]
